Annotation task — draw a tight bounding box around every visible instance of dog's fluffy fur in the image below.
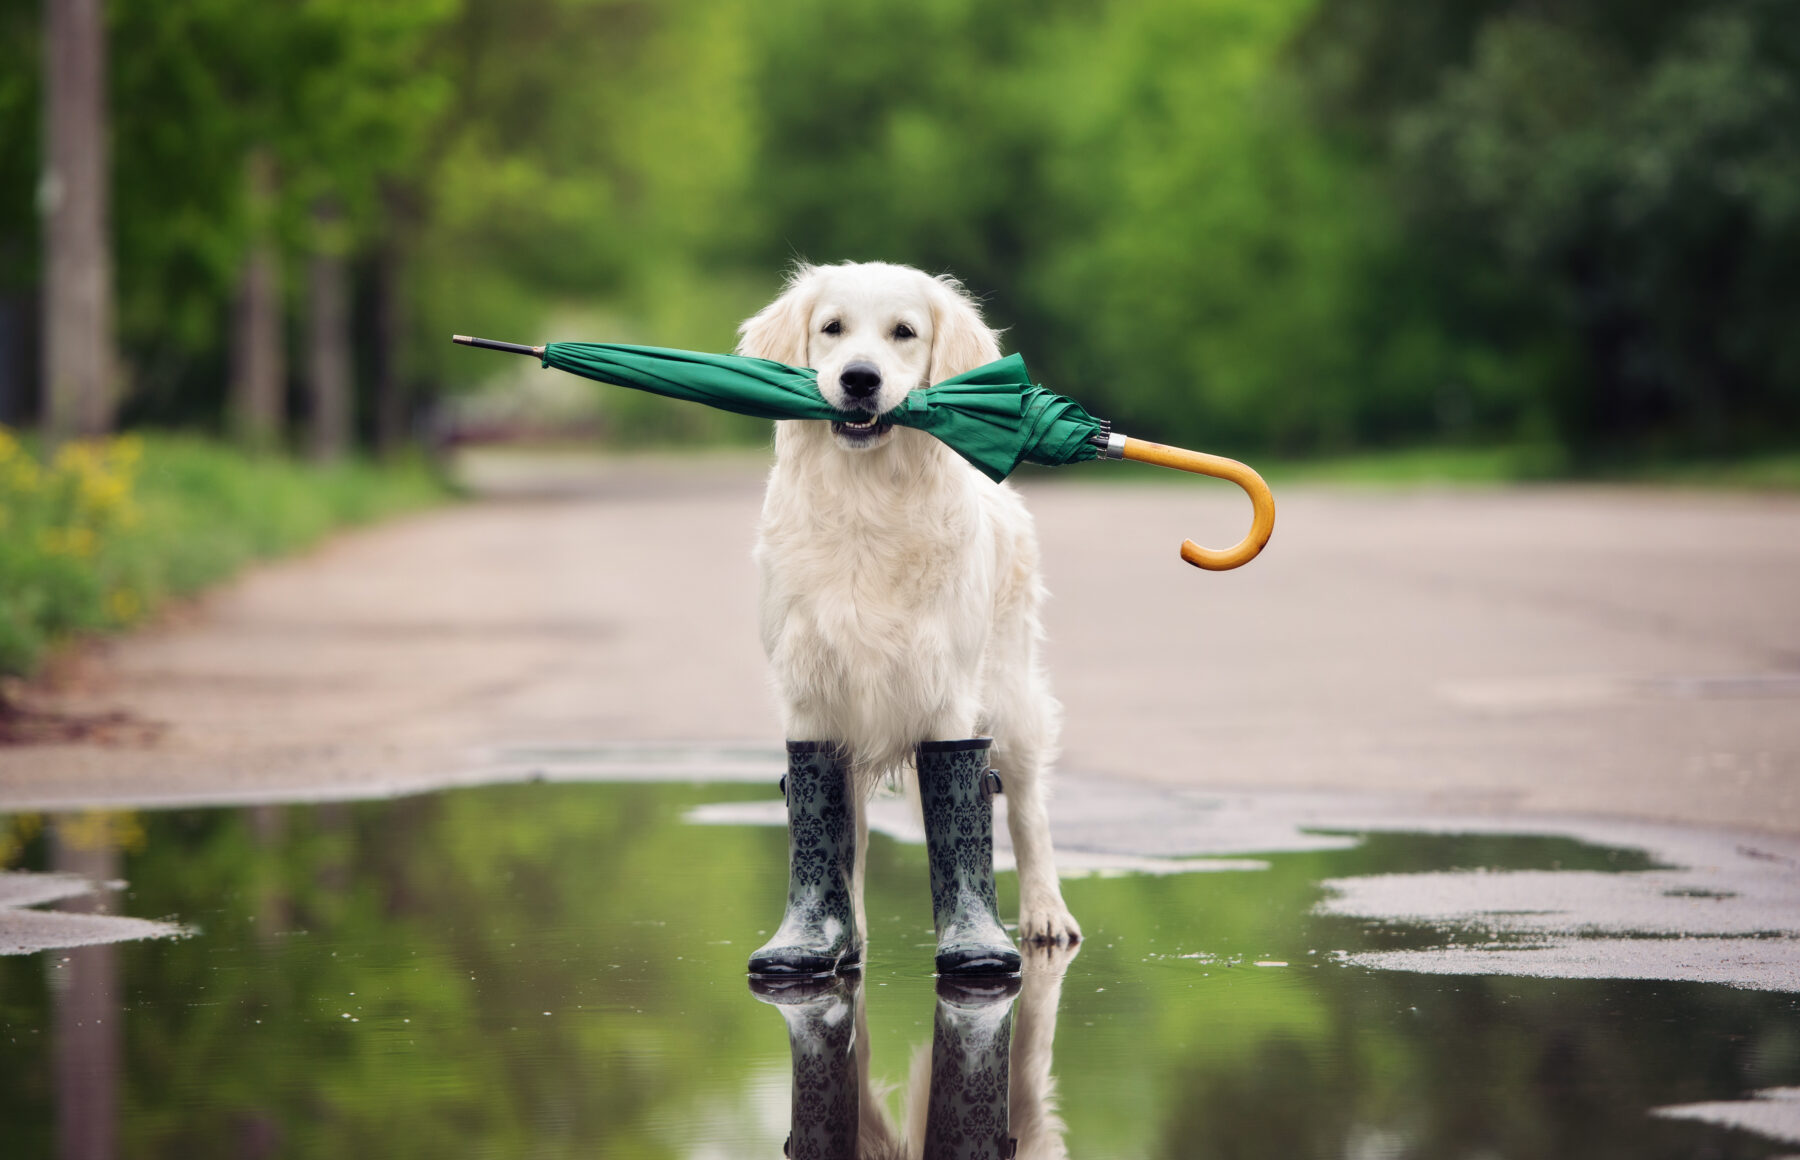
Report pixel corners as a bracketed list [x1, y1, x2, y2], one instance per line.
[737, 260, 1079, 946]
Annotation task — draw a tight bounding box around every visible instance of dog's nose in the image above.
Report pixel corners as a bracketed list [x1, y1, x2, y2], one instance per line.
[839, 362, 881, 400]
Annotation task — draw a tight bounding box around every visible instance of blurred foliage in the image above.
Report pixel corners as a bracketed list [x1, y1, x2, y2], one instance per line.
[1297, 0, 1800, 454]
[0, 428, 444, 677]
[0, 0, 1794, 457]
[0, 783, 1794, 1157]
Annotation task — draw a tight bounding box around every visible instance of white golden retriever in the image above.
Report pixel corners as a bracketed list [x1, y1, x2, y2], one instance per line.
[737, 260, 1080, 946]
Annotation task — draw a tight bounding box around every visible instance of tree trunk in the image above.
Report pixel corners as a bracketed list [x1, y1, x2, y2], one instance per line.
[41, 0, 116, 443]
[52, 823, 121, 1160]
[373, 233, 407, 456]
[230, 152, 284, 451]
[305, 202, 352, 462]
[0, 295, 30, 425]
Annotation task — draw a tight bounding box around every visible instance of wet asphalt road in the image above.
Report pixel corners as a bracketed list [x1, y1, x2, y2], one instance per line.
[2, 450, 1797, 836]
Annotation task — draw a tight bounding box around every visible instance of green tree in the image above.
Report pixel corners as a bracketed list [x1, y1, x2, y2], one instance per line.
[1298, 0, 1800, 452]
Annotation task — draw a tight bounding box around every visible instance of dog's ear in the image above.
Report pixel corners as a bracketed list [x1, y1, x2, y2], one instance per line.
[736, 264, 817, 366]
[928, 274, 1003, 384]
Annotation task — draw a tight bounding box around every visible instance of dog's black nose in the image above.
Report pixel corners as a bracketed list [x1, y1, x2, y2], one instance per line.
[839, 362, 881, 400]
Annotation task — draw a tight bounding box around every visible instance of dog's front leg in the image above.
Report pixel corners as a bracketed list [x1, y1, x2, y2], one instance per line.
[1010, 940, 1079, 1158]
[995, 743, 1081, 946]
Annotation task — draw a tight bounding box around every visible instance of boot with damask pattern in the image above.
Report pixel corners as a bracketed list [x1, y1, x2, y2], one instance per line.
[924, 976, 1021, 1160]
[748, 741, 862, 977]
[748, 973, 863, 1160]
[917, 738, 1022, 976]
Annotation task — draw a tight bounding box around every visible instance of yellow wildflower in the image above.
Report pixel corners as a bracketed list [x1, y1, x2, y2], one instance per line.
[0, 813, 44, 868]
[40, 526, 96, 557]
[55, 810, 147, 855]
[52, 441, 97, 475]
[79, 470, 129, 513]
[110, 433, 143, 469]
[109, 588, 141, 622]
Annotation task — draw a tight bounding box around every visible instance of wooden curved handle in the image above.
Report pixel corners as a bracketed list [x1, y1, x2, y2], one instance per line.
[1119, 437, 1276, 571]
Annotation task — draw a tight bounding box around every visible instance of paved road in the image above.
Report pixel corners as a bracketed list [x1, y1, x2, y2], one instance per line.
[4, 451, 1797, 835]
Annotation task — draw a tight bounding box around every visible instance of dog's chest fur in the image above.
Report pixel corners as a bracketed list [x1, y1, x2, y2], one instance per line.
[755, 428, 998, 748]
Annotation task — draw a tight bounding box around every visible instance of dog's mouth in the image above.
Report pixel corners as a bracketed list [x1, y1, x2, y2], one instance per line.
[829, 414, 894, 446]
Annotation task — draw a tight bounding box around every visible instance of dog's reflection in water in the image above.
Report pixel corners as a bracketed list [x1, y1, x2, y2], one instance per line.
[751, 943, 1076, 1160]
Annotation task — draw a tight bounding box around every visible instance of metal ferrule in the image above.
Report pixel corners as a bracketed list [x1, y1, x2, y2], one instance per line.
[1100, 430, 1127, 459]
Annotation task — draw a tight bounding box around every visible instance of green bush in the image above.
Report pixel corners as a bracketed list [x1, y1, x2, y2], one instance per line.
[0, 429, 446, 678]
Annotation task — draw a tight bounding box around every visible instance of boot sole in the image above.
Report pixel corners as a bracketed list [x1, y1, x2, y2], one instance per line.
[935, 948, 1022, 977]
[747, 950, 863, 978]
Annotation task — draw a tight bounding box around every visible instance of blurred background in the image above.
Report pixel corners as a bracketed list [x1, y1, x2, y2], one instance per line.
[3, 0, 1799, 679]
[4, 0, 1797, 459]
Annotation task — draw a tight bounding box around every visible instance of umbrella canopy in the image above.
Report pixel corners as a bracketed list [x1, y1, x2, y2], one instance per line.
[454, 334, 1273, 572]
[537, 341, 1101, 483]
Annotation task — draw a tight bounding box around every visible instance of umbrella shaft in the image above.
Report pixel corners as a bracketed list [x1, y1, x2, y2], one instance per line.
[452, 335, 545, 358]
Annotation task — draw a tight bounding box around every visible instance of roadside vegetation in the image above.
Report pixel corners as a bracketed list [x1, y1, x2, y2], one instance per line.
[0, 429, 445, 678]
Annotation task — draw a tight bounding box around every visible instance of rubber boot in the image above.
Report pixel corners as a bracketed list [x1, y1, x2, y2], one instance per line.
[749, 974, 862, 1160]
[917, 738, 1021, 976]
[924, 976, 1021, 1160]
[749, 741, 861, 977]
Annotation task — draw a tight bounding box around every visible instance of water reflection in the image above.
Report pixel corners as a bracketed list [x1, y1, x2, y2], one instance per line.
[920, 976, 1017, 1160]
[753, 975, 863, 1158]
[50, 817, 120, 1160]
[754, 944, 1074, 1160]
[0, 782, 1796, 1159]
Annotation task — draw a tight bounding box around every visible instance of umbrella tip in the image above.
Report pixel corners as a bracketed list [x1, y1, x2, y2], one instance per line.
[451, 334, 472, 345]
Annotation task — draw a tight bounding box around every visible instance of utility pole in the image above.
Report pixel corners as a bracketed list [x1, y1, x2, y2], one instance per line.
[41, 0, 117, 443]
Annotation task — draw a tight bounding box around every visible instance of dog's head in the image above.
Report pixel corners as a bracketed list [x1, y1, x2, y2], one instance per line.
[737, 261, 1001, 454]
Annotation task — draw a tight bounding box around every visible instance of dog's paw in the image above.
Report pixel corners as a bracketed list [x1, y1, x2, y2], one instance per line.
[1022, 936, 1082, 974]
[1018, 901, 1082, 947]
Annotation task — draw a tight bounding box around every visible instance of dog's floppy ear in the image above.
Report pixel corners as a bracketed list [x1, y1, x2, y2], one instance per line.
[928, 274, 1003, 385]
[736, 264, 817, 366]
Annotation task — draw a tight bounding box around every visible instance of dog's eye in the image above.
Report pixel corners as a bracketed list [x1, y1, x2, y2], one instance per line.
[821, 319, 841, 336]
[893, 323, 916, 340]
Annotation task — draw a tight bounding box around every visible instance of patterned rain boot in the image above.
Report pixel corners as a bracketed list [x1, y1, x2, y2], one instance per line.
[749, 973, 863, 1160]
[924, 976, 1022, 1160]
[749, 741, 862, 977]
[917, 738, 1022, 976]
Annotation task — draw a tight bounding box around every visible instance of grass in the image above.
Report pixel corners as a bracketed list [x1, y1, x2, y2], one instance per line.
[1618, 449, 1800, 490]
[1259, 443, 1570, 486]
[0, 428, 449, 679]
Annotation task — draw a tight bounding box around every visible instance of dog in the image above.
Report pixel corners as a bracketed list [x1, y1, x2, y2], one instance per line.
[736, 260, 1080, 949]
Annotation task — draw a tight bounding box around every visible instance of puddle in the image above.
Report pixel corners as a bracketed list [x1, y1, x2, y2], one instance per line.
[2, 780, 1799, 1158]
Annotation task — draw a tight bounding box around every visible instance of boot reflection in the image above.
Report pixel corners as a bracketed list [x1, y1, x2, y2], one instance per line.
[923, 976, 1021, 1160]
[750, 973, 864, 1160]
[752, 942, 1078, 1159]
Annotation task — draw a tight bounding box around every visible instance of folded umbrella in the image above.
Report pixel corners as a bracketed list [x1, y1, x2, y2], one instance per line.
[454, 335, 1274, 571]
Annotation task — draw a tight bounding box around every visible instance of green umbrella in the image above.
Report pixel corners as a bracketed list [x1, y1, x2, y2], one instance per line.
[454, 335, 1273, 570]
